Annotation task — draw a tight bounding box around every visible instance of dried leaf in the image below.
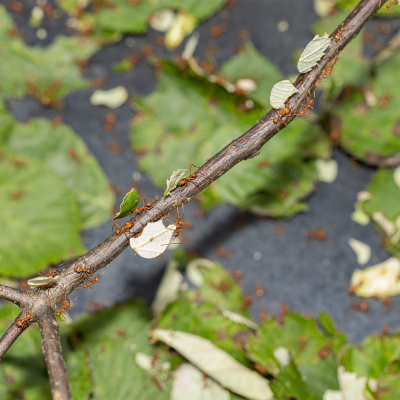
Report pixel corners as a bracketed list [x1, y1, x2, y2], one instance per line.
[316, 159, 338, 183]
[297, 33, 331, 73]
[351, 202, 370, 226]
[113, 188, 139, 220]
[350, 257, 400, 297]
[348, 238, 371, 265]
[164, 168, 187, 196]
[171, 363, 230, 400]
[269, 80, 298, 109]
[151, 260, 182, 315]
[90, 86, 128, 109]
[130, 220, 176, 258]
[152, 329, 273, 400]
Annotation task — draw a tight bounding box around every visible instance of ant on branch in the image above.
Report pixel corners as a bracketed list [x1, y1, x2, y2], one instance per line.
[386, 0, 398, 10]
[177, 164, 210, 191]
[78, 275, 100, 295]
[17, 314, 32, 328]
[334, 26, 345, 41]
[55, 298, 74, 321]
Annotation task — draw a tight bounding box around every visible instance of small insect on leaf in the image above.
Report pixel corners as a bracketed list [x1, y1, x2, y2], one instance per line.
[164, 168, 187, 196]
[27, 276, 54, 288]
[113, 188, 139, 220]
[130, 220, 176, 259]
[297, 32, 331, 73]
[270, 80, 298, 109]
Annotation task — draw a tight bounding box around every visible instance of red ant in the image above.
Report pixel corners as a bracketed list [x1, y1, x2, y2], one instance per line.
[322, 58, 339, 81]
[16, 314, 32, 328]
[55, 299, 72, 321]
[386, 0, 398, 10]
[334, 26, 345, 41]
[78, 275, 100, 295]
[273, 107, 290, 125]
[177, 164, 209, 191]
[75, 258, 91, 275]
[39, 269, 59, 278]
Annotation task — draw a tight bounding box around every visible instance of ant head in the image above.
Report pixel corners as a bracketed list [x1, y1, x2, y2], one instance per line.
[27, 314, 32, 318]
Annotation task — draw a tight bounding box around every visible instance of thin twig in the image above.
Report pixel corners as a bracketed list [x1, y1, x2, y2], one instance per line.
[36, 307, 72, 400]
[0, 312, 29, 361]
[0, 285, 25, 306]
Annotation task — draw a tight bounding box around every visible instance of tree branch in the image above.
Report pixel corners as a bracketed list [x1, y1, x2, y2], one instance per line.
[0, 312, 30, 361]
[36, 307, 71, 400]
[0, 285, 24, 306]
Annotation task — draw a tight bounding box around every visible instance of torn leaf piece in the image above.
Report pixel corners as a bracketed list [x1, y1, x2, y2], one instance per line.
[316, 159, 338, 183]
[113, 188, 139, 220]
[165, 11, 196, 49]
[270, 80, 298, 109]
[152, 329, 273, 400]
[90, 86, 128, 109]
[182, 32, 200, 60]
[297, 32, 331, 73]
[171, 363, 230, 400]
[164, 168, 187, 196]
[186, 258, 215, 287]
[273, 347, 290, 367]
[130, 220, 176, 259]
[151, 260, 182, 315]
[149, 9, 175, 32]
[220, 309, 258, 330]
[348, 238, 371, 265]
[350, 257, 400, 297]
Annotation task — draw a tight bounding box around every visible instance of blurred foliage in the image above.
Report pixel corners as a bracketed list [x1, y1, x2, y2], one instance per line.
[0, 5, 98, 107]
[3, 254, 400, 399]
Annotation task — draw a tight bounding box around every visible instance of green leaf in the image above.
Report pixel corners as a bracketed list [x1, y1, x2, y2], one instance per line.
[333, 88, 400, 166]
[341, 335, 400, 379]
[378, 370, 400, 400]
[219, 42, 282, 108]
[361, 169, 400, 255]
[0, 151, 84, 278]
[164, 168, 187, 197]
[113, 188, 139, 219]
[0, 6, 99, 105]
[131, 62, 331, 218]
[72, 300, 171, 399]
[1, 117, 115, 229]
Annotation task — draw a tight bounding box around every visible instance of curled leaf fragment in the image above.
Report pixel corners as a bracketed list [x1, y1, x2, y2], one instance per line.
[165, 11, 196, 49]
[113, 188, 139, 220]
[297, 32, 331, 73]
[348, 238, 371, 265]
[270, 80, 298, 109]
[164, 168, 187, 196]
[316, 159, 338, 183]
[130, 220, 176, 259]
[149, 9, 175, 32]
[28, 276, 54, 288]
[90, 86, 128, 109]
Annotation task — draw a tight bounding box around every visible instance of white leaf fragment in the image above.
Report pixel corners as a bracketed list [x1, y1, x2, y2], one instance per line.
[151, 260, 182, 315]
[297, 32, 331, 73]
[220, 309, 258, 330]
[171, 363, 230, 400]
[186, 258, 215, 287]
[394, 166, 400, 189]
[270, 80, 298, 109]
[165, 11, 196, 49]
[323, 366, 368, 400]
[314, 0, 336, 18]
[235, 78, 257, 94]
[152, 329, 273, 400]
[182, 32, 200, 60]
[90, 86, 128, 109]
[357, 191, 372, 202]
[351, 202, 370, 226]
[135, 352, 153, 372]
[130, 220, 176, 259]
[27, 276, 54, 288]
[348, 238, 371, 265]
[350, 257, 400, 297]
[372, 212, 395, 237]
[149, 9, 175, 32]
[164, 168, 187, 196]
[316, 159, 338, 183]
[273, 347, 290, 367]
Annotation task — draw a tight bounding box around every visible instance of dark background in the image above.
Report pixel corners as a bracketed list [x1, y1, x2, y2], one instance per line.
[3, 0, 400, 343]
